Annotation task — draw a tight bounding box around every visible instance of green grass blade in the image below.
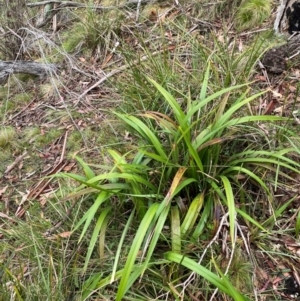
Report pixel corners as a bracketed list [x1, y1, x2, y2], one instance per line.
[220, 176, 236, 248]
[164, 252, 248, 300]
[173, 178, 198, 196]
[108, 149, 127, 165]
[116, 203, 160, 301]
[185, 83, 249, 121]
[116, 113, 168, 160]
[179, 126, 204, 172]
[56, 172, 127, 191]
[181, 193, 204, 238]
[263, 196, 297, 228]
[82, 260, 167, 300]
[192, 198, 212, 240]
[86, 172, 156, 190]
[224, 115, 287, 127]
[212, 257, 251, 301]
[82, 206, 111, 273]
[171, 206, 181, 253]
[140, 204, 171, 277]
[296, 210, 300, 237]
[216, 90, 267, 126]
[223, 166, 270, 195]
[199, 61, 210, 101]
[229, 157, 300, 175]
[75, 191, 111, 241]
[99, 212, 109, 260]
[141, 149, 172, 164]
[111, 209, 136, 283]
[236, 208, 269, 233]
[147, 78, 186, 126]
[75, 156, 95, 179]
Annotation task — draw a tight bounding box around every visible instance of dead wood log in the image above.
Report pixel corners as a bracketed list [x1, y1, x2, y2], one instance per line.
[27, 0, 151, 9]
[27, 0, 151, 28]
[274, 0, 300, 35]
[0, 60, 56, 84]
[262, 0, 300, 73]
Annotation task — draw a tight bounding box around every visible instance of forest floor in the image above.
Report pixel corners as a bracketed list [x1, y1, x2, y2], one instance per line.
[1, 1, 300, 300]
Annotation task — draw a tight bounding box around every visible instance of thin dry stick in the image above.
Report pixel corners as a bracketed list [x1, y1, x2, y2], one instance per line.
[52, 3, 57, 32]
[237, 223, 259, 301]
[4, 151, 29, 175]
[209, 218, 238, 301]
[9, 99, 36, 121]
[59, 130, 68, 164]
[135, 0, 142, 22]
[258, 60, 271, 86]
[77, 49, 167, 102]
[177, 213, 230, 297]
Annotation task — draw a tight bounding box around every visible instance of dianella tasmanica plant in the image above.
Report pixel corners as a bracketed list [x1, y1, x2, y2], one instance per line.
[59, 63, 300, 301]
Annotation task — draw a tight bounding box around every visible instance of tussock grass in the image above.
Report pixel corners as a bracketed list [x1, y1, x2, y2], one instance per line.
[0, 127, 16, 147]
[235, 0, 273, 31]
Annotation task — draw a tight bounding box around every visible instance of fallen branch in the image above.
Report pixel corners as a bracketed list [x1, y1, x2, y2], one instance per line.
[28, 0, 151, 28]
[274, 0, 289, 34]
[27, 0, 151, 9]
[0, 60, 56, 84]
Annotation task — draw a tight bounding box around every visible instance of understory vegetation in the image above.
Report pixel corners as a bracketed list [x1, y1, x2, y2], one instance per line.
[1, 0, 300, 300]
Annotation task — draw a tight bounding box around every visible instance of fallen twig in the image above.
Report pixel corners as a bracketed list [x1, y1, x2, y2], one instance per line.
[4, 151, 29, 175]
[0, 60, 56, 84]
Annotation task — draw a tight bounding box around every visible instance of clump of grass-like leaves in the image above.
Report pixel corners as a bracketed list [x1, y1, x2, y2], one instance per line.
[0, 127, 16, 147]
[57, 63, 300, 300]
[235, 0, 272, 31]
[62, 7, 121, 56]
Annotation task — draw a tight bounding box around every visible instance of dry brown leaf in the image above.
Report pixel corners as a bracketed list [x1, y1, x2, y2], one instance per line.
[63, 162, 76, 172]
[101, 53, 113, 69]
[168, 45, 176, 51]
[263, 99, 278, 115]
[274, 106, 283, 115]
[0, 186, 8, 196]
[57, 231, 72, 238]
[255, 75, 268, 82]
[289, 84, 297, 92]
[271, 90, 283, 99]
